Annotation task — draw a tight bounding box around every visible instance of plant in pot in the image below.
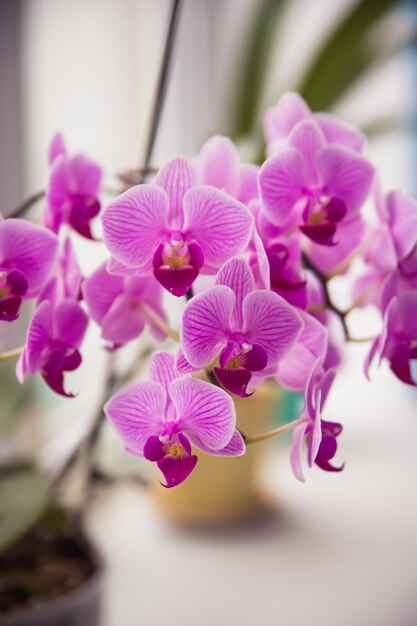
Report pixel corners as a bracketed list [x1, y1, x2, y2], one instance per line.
[1, 0, 416, 622]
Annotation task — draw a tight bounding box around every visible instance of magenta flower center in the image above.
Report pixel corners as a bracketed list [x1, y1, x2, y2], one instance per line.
[153, 238, 204, 297]
[300, 193, 347, 246]
[0, 268, 29, 322]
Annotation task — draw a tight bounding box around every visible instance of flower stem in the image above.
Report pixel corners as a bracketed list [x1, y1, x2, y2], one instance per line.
[139, 0, 183, 173]
[141, 304, 180, 342]
[244, 417, 307, 445]
[0, 346, 23, 361]
[8, 190, 45, 219]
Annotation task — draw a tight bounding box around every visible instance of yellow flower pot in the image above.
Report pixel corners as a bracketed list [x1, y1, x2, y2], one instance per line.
[153, 381, 280, 525]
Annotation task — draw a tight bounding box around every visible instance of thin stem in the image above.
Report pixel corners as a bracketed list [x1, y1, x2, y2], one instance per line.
[141, 304, 180, 342]
[0, 346, 23, 361]
[140, 0, 183, 174]
[244, 417, 308, 445]
[185, 287, 194, 302]
[302, 252, 349, 338]
[8, 191, 45, 219]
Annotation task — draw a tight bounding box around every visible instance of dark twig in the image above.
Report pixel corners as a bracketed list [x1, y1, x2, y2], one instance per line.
[139, 0, 183, 175]
[302, 252, 349, 338]
[8, 190, 45, 219]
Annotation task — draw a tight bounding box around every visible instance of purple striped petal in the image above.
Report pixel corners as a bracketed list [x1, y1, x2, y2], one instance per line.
[183, 186, 253, 271]
[150, 351, 181, 391]
[259, 148, 306, 226]
[101, 295, 145, 346]
[175, 347, 199, 374]
[191, 428, 245, 457]
[243, 290, 303, 365]
[154, 156, 197, 229]
[104, 381, 167, 455]
[315, 145, 374, 214]
[181, 285, 234, 368]
[102, 185, 168, 272]
[169, 377, 235, 450]
[215, 258, 254, 328]
[264, 92, 310, 153]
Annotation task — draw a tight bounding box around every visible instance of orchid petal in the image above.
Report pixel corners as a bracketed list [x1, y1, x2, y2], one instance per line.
[243, 290, 303, 364]
[181, 285, 234, 368]
[54, 299, 88, 348]
[104, 381, 166, 455]
[157, 454, 198, 489]
[199, 136, 240, 197]
[169, 377, 235, 450]
[102, 185, 168, 272]
[154, 156, 197, 229]
[315, 113, 365, 152]
[290, 422, 308, 482]
[101, 295, 145, 346]
[23, 300, 52, 374]
[0, 219, 58, 296]
[215, 258, 254, 328]
[83, 263, 124, 324]
[264, 92, 310, 152]
[183, 186, 253, 272]
[288, 119, 325, 185]
[192, 428, 245, 457]
[150, 351, 181, 391]
[386, 191, 417, 260]
[259, 148, 306, 226]
[315, 145, 374, 214]
[48, 133, 67, 165]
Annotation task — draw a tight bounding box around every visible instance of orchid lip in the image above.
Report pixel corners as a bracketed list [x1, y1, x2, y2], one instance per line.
[153, 239, 204, 296]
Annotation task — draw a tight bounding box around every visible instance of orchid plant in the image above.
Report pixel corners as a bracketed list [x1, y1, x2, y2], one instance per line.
[2, 91, 417, 496]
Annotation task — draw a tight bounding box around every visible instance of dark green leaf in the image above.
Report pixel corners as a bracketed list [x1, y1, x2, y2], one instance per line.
[298, 0, 402, 110]
[231, 0, 287, 138]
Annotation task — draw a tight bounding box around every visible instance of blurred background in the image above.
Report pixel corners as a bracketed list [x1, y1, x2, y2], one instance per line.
[1, 0, 417, 625]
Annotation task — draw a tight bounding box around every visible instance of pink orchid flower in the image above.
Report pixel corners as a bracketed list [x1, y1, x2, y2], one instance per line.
[198, 135, 259, 205]
[264, 91, 365, 156]
[354, 190, 417, 313]
[291, 362, 343, 482]
[45, 133, 102, 239]
[102, 156, 253, 297]
[259, 119, 374, 247]
[105, 351, 244, 488]
[366, 291, 417, 387]
[83, 262, 166, 350]
[0, 218, 58, 321]
[181, 257, 303, 397]
[16, 298, 88, 397]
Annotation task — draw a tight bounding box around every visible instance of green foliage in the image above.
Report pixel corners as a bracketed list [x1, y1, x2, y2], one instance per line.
[0, 466, 50, 554]
[298, 0, 403, 110]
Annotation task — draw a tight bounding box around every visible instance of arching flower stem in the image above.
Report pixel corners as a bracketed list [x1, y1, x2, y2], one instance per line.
[244, 416, 308, 445]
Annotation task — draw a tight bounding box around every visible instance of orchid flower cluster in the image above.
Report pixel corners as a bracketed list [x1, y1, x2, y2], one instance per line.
[2, 92, 417, 489]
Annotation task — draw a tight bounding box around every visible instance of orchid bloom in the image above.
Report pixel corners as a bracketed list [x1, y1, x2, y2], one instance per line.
[38, 238, 82, 306]
[264, 91, 365, 156]
[102, 156, 253, 297]
[105, 351, 244, 488]
[181, 258, 303, 397]
[83, 262, 166, 350]
[0, 218, 58, 321]
[259, 118, 374, 247]
[45, 133, 102, 239]
[291, 362, 343, 482]
[198, 135, 259, 205]
[354, 190, 417, 313]
[366, 291, 417, 386]
[16, 298, 88, 396]
[276, 311, 328, 392]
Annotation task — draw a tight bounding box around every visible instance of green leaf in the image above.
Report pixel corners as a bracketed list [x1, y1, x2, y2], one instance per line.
[298, 0, 402, 110]
[0, 466, 50, 553]
[231, 0, 287, 138]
